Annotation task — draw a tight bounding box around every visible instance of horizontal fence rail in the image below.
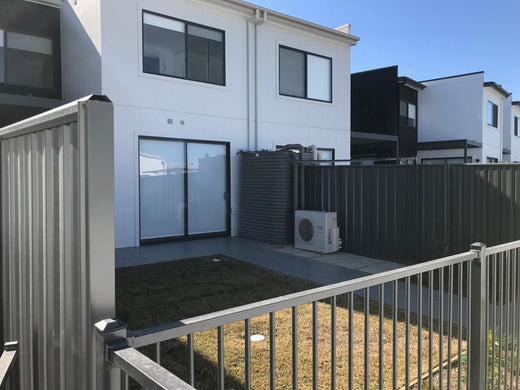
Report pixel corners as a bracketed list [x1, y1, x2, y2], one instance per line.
[0, 342, 18, 390]
[123, 249, 485, 389]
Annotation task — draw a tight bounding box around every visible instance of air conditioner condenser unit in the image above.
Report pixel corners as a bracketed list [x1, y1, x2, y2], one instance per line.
[295, 210, 341, 253]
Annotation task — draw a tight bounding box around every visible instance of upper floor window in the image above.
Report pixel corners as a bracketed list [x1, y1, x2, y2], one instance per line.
[487, 101, 498, 127]
[399, 101, 416, 127]
[142, 11, 225, 86]
[515, 116, 519, 137]
[279, 46, 332, 103]
[0, 29, 56, 90]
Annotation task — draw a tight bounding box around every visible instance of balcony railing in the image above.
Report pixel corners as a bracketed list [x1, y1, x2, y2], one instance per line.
[95, 240, 520, 389]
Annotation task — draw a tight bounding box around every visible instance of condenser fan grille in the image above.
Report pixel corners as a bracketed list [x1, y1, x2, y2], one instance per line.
[298, 218, 314, 242]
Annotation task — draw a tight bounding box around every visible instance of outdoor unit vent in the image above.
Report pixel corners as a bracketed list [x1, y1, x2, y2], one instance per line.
[295, 210, 341, 253]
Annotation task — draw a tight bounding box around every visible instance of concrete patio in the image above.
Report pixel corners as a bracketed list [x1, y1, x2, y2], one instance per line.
[115, 237, 404, 286]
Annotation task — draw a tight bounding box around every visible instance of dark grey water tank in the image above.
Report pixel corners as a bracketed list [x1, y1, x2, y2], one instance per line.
[239, 151, 296, 244]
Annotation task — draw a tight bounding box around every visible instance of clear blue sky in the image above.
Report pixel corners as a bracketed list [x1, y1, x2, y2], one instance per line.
[251, 0, 520, 100]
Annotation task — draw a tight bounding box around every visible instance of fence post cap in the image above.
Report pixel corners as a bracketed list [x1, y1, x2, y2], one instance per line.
[470, 242, 486, 251]
[4, 341, 18, 351]
[95, 318, 127, 334]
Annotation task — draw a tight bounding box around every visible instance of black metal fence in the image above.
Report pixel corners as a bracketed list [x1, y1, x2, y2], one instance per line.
[303, 164, 520, 263]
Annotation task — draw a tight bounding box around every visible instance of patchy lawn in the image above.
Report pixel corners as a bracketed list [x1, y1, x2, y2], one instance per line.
[116, 255, 466, 390]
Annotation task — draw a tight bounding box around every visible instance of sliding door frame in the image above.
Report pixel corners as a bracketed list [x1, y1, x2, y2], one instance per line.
[138, 136, 231, 244]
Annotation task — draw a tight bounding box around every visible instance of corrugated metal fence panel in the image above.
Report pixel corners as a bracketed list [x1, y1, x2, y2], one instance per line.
[239, 151, 296, 244]
[0, 97, 114, 389]
[304, 164, 520, 264]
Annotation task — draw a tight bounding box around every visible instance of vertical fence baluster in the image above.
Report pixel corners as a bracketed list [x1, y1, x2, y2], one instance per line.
[418, 273, 423, 390]
[447, 264, 453, 390]
[457, 262, 462, 390]
[493, 254, 497, 390]
[499, 253, 504, 390]
[187, 334, 194, 386]
[331, 296, 336, 390]
[270, 312, 276, 390]
[379, 284, 384, 390]
[245, 319, 251, 390]
[364, 288, 369, 390]
[509, 250, 515, 389]
[393, 280, 398, 390]
[313, 301, 318, 390]
[348, 292, 353, 390]
[405, 276, 410, 390]
[292, 307, 298, 390]
[516, 248, 520, 390]
[467, 260, 472, 390]
[217, 326, 224, 390]
[154, 342, 161, 366]
[120, 372, 128, 390]
[506, 251, 511, 389]
[438, 267, 443, 390]
[428, 271, 433, 390]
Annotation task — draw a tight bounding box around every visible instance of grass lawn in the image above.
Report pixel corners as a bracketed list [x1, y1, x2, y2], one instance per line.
[116, 255, 466, 390]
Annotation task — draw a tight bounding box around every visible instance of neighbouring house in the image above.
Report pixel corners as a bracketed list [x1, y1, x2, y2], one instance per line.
[418, 72, 512, 164]
[509, 101, 520, 162]
[350, 66, 425, 163]
[0, 0, 64, 127]
[25, 0, 356, 248]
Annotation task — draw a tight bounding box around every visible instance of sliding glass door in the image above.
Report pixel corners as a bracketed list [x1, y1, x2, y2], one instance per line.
[139, 137, 229, 242]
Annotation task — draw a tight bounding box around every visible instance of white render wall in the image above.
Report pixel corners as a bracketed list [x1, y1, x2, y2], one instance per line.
[419, 73, 484, 144]
[482, 86, 506, 162]
[512, 105, 520, 162]
[82, 0, 354, 247]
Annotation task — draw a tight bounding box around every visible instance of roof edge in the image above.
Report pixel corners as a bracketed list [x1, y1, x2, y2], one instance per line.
[398, 76, 427, 90]
[421, 71, 484, 83]
[483, 82, 511, 98]
[208, 0, 360, 45]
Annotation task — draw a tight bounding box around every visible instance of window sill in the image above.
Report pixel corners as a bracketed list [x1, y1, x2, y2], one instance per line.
[276, 93, 333, 106]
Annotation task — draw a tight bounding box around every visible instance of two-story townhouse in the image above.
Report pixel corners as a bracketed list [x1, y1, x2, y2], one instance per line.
[0, 0, 63, 127]
[417, 72, 512, 164]
[59, 0, 358, 248]
[510, 101, 520, 162]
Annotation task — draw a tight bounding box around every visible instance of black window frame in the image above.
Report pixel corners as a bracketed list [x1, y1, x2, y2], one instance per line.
[487, 101, 498, 128]
[278, 45, 332, 103]
[515, 116, 520, 137]
[138, 136, 231, 244]
[399, 100, 417, 127]
[142, 10, 226, 86]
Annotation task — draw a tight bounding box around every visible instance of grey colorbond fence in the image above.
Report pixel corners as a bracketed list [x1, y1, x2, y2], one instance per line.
[0, 96, 115, 390]
[303, 164, 520, 263]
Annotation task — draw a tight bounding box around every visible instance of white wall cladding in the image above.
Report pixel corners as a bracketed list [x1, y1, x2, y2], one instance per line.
[419, 73, 484, 144]
[0, 96, 115, 389]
